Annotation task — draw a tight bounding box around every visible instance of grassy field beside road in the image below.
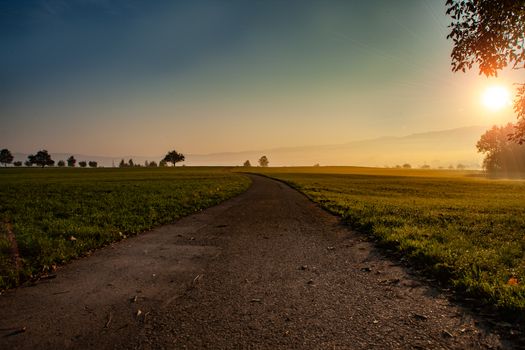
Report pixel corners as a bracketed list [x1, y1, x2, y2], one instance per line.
[0, 167, 250, 289]
[249, 166, 525, 313]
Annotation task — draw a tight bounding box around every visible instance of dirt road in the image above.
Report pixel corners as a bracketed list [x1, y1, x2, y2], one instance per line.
[0, 175, 514, 349]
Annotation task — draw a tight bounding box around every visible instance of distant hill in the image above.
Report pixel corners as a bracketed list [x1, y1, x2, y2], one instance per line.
[185, 125, 487, 168]
[11, 125, 487, 168]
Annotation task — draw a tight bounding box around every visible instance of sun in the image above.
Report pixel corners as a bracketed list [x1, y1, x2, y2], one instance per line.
[482, 86, 511, 111]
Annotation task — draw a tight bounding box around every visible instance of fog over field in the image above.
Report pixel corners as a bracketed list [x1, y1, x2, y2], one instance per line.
[13, 125, 485, 168]
[186, 125, 486, 168]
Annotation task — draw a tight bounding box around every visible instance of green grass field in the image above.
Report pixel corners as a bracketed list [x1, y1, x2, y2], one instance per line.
[0, 167, 250, 289]
[249, 166, 525, 313]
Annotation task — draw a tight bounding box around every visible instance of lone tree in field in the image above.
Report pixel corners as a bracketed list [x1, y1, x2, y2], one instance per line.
[258, 155, 269, 167]
[79, 161, 87, 168]
[57, 160, 65, 167]
[0, 149, 13, 167]
[88, 161, 98, 168]
[67, 156, 76, 167]
[243, 160, 251, 167]
[446, 0, 525, 142]
[28, 150, 54, 168]
[163, 150, 185, 167]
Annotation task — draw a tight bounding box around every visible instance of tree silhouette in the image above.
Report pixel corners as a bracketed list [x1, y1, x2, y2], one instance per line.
[163, 150, 185, 166]
[79, 161, 87, 168]
[446, 0, 525, 142]
[13, 161, 22, 167]
[477, 123, 525, 173]
[243, 160, 251, 167]
[119, 159, 126, 168]
[88, 161, 98, 168]
[67, 156, 76, 167]
[28, 150, 54, 168]
[57, 160, 66, 167]
[0, 149, 13, 167]
[258, 156, 269, 167]
[128, 159, 134, 167]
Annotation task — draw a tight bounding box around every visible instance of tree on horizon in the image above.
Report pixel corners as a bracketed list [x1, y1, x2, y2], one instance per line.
[28, 150, 54, 168]
[67, 156, 76, 167]
[243, 160, 251, 167]
[0, 149, 14, 167]
[163, 150, 185, 167]
[477, 123, 525, 173]
[258, 156, 269, 167]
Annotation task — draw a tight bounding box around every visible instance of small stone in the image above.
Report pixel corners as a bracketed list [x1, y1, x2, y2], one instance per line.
[413, 313, 428, 321]
[442, 330, 453, 338]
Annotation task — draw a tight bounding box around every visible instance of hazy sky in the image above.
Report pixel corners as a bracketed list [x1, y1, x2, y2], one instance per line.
[1, 0, 522, 156]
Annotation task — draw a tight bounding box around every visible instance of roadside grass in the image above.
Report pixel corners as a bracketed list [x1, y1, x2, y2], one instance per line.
[0, 167, 250, 289]
[249, 166, 525, 314]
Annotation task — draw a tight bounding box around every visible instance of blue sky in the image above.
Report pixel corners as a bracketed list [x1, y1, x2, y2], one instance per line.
[1, 0, 519, 156]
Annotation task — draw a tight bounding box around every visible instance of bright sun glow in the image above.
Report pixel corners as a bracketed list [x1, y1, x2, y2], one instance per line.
[482, 86, 511, 111]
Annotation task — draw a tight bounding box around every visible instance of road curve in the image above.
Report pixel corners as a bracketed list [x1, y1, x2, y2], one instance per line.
[0, 175, 512, 349]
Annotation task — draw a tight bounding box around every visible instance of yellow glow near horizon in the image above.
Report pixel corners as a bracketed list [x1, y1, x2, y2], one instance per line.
[482, 86, 512, 111]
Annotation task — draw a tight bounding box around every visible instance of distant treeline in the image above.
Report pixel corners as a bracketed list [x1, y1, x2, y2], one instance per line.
[0, 149, 98, 168]
[118, 159, 164, 168]
[0, 149, 186, 168]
